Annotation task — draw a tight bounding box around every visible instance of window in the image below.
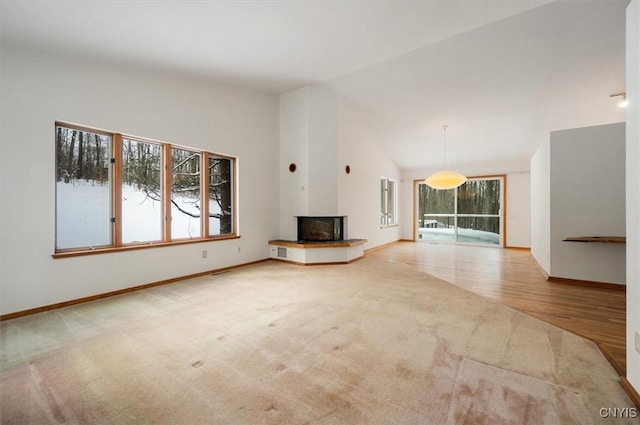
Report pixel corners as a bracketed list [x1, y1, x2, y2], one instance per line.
[121, 138, 163, 244]
[171, 148, 202, 239]
[55, 122, 237, 256]
[380, 177, 397, 227]
[417, 185, 455, 243]
[208, 155, 234, 236]
[456, 179, 502, 245]
[56, 127, 112, 250]
[417, 176, 504, 246]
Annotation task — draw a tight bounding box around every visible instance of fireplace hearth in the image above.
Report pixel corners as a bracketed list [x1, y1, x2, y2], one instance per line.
[269, 215, 364, 264]
[297, 216, 345, 242]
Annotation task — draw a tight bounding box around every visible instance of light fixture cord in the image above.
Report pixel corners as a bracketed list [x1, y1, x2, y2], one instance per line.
[443, 125, 448, 169]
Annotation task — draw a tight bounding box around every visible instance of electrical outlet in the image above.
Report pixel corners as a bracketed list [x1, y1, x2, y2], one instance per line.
[202, 250, 207, 259]
[636, 332, 640, 354]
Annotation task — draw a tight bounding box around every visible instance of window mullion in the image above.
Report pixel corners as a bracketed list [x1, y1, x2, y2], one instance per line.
[162, 144, 172, 241]
[112, 134, 123, 247]
[202, 153, 209, 238]
[454, 186, 459, 242]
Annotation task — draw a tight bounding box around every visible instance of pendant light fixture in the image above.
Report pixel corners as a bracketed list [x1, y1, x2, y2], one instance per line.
[425, 125, 467, 190]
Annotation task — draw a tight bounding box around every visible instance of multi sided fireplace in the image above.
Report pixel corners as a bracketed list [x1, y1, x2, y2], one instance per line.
[297, 216, 346, 242]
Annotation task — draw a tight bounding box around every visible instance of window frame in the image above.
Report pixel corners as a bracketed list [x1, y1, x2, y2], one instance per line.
[380, 176, 398, 228]
[55, 124, 114, 251]
[53, 121, 239, 258]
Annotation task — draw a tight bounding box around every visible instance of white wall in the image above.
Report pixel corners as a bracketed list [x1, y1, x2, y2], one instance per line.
[0, 46, 279, 315]
[278, 85, 401, 248]
[400, 178, 416, 241]
[279, 88, 310, 240]
[400, 168, 531, 248]
[530, 139, 551, 273]
[549, 123, 626, 284]
[308, 86, 339, 216]
[505, 172, 531, 248]
[337, 99, 401, 248]
[625, 0, 640, 394]
[278, 85, 340, 240]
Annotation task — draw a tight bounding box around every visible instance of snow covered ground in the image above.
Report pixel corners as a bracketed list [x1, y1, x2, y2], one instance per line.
[56, 180, 222, 249]
[418, 227, 500, 245]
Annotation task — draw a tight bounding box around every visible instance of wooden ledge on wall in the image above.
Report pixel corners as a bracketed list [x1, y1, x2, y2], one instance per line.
[563, 236, 626, 243]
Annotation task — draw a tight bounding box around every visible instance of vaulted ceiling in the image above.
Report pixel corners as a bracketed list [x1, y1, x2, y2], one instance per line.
[1, 0, 628, 171]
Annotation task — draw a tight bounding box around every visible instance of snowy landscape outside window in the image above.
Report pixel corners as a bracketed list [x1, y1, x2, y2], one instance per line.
[171, 148, 202, 239]
[56, 126, 112, 250]
[417, 176, 504, 246]
[208, 155, 233, 236]
[54, 122, 237, 256]
[380, 177, 397, 227]
[121, 138, 163, 244]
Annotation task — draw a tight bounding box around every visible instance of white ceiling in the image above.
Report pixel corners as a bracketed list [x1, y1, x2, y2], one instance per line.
[1, 0, 628, 171]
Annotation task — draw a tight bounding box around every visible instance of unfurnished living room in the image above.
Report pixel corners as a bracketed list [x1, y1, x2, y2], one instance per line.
[1, 1, 639, 424]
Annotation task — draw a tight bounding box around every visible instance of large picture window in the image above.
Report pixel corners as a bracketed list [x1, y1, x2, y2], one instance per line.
[55, 122, 237, 256]
[417, 176, 504, 246]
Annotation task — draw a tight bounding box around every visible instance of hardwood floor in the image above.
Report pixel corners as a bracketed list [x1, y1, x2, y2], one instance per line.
[366, 241, 627, 376]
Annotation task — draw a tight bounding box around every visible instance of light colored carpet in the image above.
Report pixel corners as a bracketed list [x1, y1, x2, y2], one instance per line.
[0, 258, 635, 424]
[446, 358, 594, 425]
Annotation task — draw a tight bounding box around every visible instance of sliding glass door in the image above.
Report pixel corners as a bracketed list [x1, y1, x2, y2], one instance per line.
[417, 184, 456, 243]
[417, 176, 504, 246]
